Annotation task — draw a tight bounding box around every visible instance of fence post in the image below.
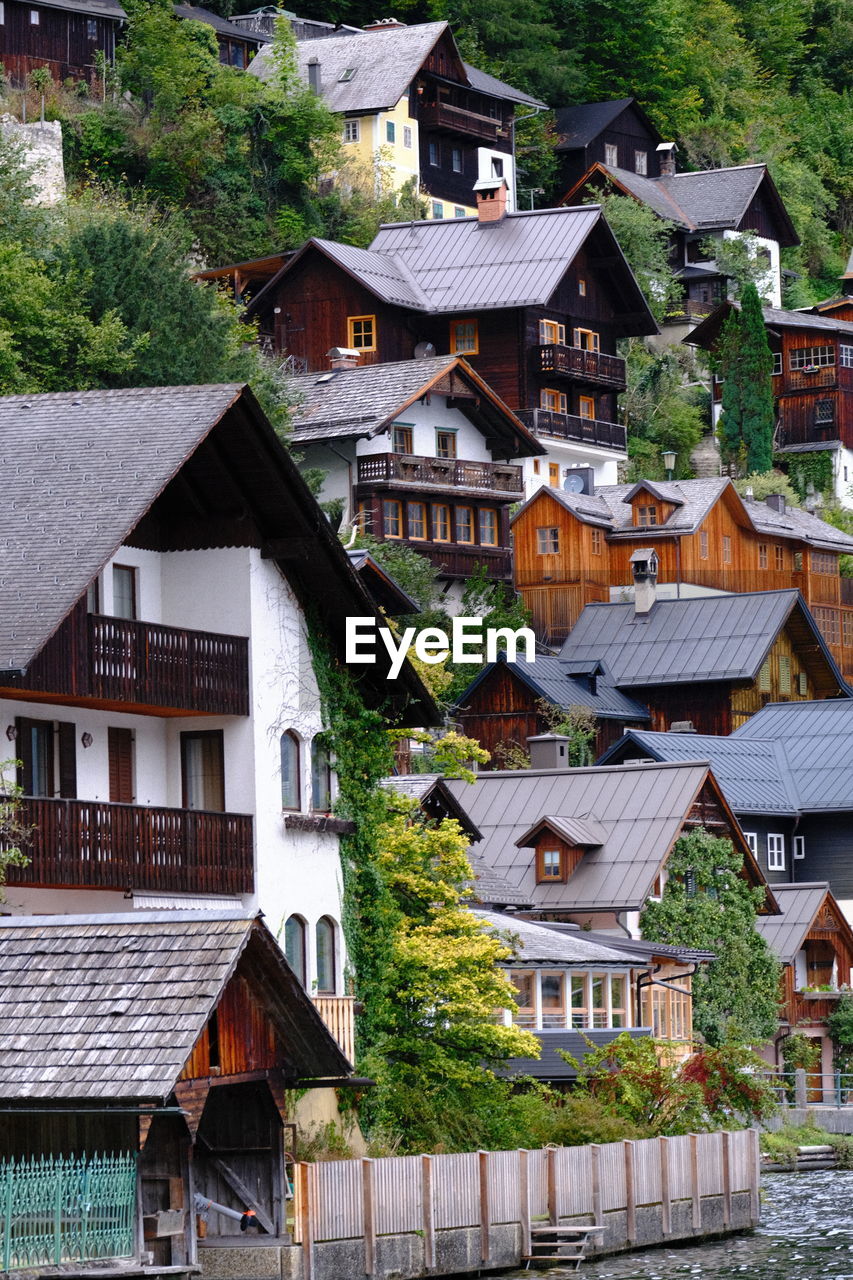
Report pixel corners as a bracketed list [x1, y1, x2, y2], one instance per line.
[519, 1150, 531, 1260]
[298, 1162, 314, 1280]
[690, 1134, 701, 1232]
[3, 1160, 13, 1273]
[362, 1158, 376, 1278]
[591, 1145, 602, 1227]
[659, 1137, 671, 1237]
[721, 1131, 732, 1227]
[795, 1067, 808, 1109]
[546, 1146, 557, 1227]
[54, 1156, 64, 1264]
[624, 1142, 636, 1244]
[421, 1155, 435, 1272]
[478, 1151, 491, 1264]
[750, 1129, 761, 1225]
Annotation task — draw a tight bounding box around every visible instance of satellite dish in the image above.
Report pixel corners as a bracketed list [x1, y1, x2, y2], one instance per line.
[414, 341, 436, 359]
[563, 472, 586, 493]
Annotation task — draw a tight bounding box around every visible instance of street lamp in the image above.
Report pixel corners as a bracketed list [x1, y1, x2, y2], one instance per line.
[662, 449, 677, 480]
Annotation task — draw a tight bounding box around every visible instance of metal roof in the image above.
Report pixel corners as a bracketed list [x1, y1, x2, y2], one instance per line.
[0, 913, 350, 1101]
[516, 814, 609, 847]
[455, 653, 651, 722]
[734, 700, 853, 811]
[504, 1027, 654, 1080]
[474, 909, 647, 965]
[445, 760, 714, 912]
[754, 883, 837, 963]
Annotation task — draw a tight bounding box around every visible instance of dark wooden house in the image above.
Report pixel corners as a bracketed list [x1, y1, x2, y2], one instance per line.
[0, 911, 352, 1272]
[174, 3, 269, 69]
[553, 97, 667, 195]
[1, 0, 126, 86]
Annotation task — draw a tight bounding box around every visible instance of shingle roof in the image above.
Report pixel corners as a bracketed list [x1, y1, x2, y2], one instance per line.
[0, 912, 350, 1101]
[445, 761, 713, 911]
[462, 63, 545, 108]
[733, 700, 853, 811]
[554, 99, 639, 150]
[557, 590, 844, 689]
[474, 909, 647, 964]
[468, 854, 533, 907]
[29, 0, 125, 18]
[455, 653, 650, 722]
[754, 883, 834, 963]
[381, 773, 484, 842]
[599, 165, 688, 224]
[597, 729, 798, 815]
[688, 301, 853, 352]
[174, 3, 270, 41]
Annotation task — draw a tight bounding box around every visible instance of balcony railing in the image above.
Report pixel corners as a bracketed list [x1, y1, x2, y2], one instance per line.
[418, 543, 512, 580]
[357, 453, 524, 496]
[516, 408, 627, 451]
[14, 601, 249, 715]
[312, 995, 356, 1064]
[420, 101, 504, 141]
[5, 796, 254, 896]
[538, 344, 626, 388]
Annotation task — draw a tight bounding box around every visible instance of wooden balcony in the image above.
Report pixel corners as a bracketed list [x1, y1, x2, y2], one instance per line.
[357, 453, 524, 497]
[9, 600, 249, 715]
[418, 543, 513, 580]
[6, 796, 254, 895]
[538, 344, 626, 389]
[312, 995, 356, 1064]
[420, 101, 503, 141]
[516, 408, 627, 451]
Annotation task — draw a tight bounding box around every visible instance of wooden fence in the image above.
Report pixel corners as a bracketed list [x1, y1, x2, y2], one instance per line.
[292, 1130, 760, 1277]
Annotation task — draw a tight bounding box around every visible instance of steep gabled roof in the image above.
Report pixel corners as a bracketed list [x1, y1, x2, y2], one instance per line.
[755, 883, 853, 964]
[474, 909, 647, 965]
[0, 912, 350, 1102]
[558, 590, 847, 693]
[381, 773, 483, 841]
[554, 99, 657, 151]
[455, 652, 651, 722]
[22, 0, 125, 18]
[175, 3, 270, 42]
[733, 700, 853, 811]
[346, 548, 421, 615]
[463, 63, 545, 108]
[687, 300, 853, 351]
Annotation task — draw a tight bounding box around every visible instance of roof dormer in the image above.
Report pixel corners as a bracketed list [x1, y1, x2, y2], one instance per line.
[623, 481, 683, 529]
[515, 814, 605, 885]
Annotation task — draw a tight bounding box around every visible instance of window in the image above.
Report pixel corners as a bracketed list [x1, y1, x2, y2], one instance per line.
[450, 319, 478, 354]
[758, 543, 768, 569]
[451, 147, 463, 173]
[432, 504, 451, 541]
[316, 918, 336, 993]
[779, 653, 791, 694]
[181, 731, 225, 812]
[772, 352, 783, 376]
[634, 149, 647, 175]
[610, 974, 627, 1028]
[814, 606, 841, 645]
[280, 731, 301, 810]
[638, 505, 658, 527]
[16, 718, 54, 797]
[815, 399, 835, 426]
[435, 429, 457, 458]
[578, 395, 595, 420]
[533, 459, 540, 475]
[591, 974, 608, 1028]
[540, 972, 565, 1028]
[573, 327, 600, 351]
[571, 975, 588, 1028]
[723, 535, 732, 564]
[339, 67, 356, 82]
[347, 315, 376, 350]
[343, 118, 360, 143]
[311, 737, 332, 811]
[407, 501, 426, 540]
[774, 544, 785, 571]
[840, 345, 853, 369]
[431, 201, 444, 219]
[592, 528, 603, 555]
[538, 848, 563, 881]
[794, 835, 806, 860]
[538, 319, 567, 346]
[510, 971, 535, 1027]
[604, 142, 618, 166]
[385, 120, 396, 144]
[454, 206, 466, 218]
[392, 424, 413, 454]
[812, 552, 836, 575]
[798, 671, 808, 696]
[790, 345, 835, 370]
[491, 157, 504, 178]
[112, 565, 137, 620]
[30, 7, 39, 21]
[479, 508, 498, 545]
[700, 530, 709, 560]
[540, 388, 568, 413]
[108, 727, 134, 805]
[767, 833, 785, 872]
[285, 917, 307, 986]
[537, 527, 560, 555]
[456, 506, 474, 543]
[578, 278, 587, 296]
[844, 611, 853, 648]
[382, 499, 402, 538]
[0, 4, 4, 20]
[743, 832, 758, 855]
[793, 550, 803, 571]
[549, 462, 560, 488]
[86, 17, 97, 37]
[429, 140, 440, 166]
[403, 125, 413, 148]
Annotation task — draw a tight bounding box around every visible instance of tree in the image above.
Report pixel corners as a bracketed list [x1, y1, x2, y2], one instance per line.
[716, 283, 776, 475]
[592, 191, 681, 322]
[622, 341, 705, 480]
[641, 827, 782, 1046]
[0, 762, 31, 901]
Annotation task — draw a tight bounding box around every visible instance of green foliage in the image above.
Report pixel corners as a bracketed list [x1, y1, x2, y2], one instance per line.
[641, 827, 782, 1047]
[782, 451, 835, 502]
[592, 191, 681, 322]
[733, 470, 801, 506]
[0, 761, 31, 901]
[780, 1032, 822, 1102]
[819, 505, 853, 577]
[827, 991, 853, 1074]
[535, 697, 596, 767]
[704, 231, 777, 302]
[761, 1122, 826, 1166]
[716, 285, 776, 475]
[622, 341, 705, 480]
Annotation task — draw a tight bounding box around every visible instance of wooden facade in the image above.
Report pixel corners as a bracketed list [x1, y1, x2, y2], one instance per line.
[555, 100, 664, 198]
[1, 0, 123, 87]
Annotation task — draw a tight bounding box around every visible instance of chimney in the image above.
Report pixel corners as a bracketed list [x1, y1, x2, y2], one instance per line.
[765, 493, 786, 514]
[629, 547, 659, 616]
[363, 17, 407, 28]
[526, 734, 571, 771]
[307, 56, 321, 94]
[669, 721, 696, 734]
[473, 177, 508, 225]
[327, 346, 360, 370]
[656, 141, 677, 177]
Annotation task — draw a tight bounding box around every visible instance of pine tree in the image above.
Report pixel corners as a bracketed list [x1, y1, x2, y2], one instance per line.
[716, 283, 775, 474]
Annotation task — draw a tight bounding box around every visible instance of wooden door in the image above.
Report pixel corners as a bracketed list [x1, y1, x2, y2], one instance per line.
[108, 727, 134, 804]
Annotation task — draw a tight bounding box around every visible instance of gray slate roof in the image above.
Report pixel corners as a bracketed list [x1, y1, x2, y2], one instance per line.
[462, 63, 544, 109]
[468, 854, 533, 907]
[31, 0, 125, 17]
[506, 1028, 653, 1080]
[761, 306, 853, 337]
[0, 911, 350, 1101]
[174, 3, 270, 41]
[474, 909, 647, 965]
[445, 761, 712, 911]
[0, 385, 245, 675]
[558, 590, 820, 688]
[554, 99, 639, 151]
[755, 883, 834, 963]
[734, 700, 853, 811]
[456, 653, 651, 722]
[602, 164, 765, 232]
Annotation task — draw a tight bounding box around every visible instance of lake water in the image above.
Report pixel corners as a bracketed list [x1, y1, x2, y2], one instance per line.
[487, 1170, 853, 1279]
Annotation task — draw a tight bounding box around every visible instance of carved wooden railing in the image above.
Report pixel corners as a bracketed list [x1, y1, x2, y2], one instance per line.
[356, 453, 524, 495]
[420, 101, 503, 141]
[516, 408, 627, 450]
[537, 344, 626, 388]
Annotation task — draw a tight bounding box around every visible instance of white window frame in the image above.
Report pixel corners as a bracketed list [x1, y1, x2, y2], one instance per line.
[794, 835, 806, 860]
[767, 833, 786, 872]
[840, 345, 853, 369]
[30, 6, 40, 20]
[634, 149, 647, 175]
[343, 118, 360, 143]
[604, 142, 618, 167]
[403, 124, 413, 149]
[772, 352, 782, 376]
[743, 832, 758, 856]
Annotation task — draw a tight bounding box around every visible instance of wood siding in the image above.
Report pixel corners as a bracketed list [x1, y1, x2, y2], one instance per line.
[795, 814, 853, 898]
[181, 971, 281, 1080]
[557, 102, 662, 194]
[2, 0, 119, 85]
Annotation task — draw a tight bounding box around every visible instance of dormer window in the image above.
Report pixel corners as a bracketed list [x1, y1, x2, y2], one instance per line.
[339, 67, 356, 82]
[538, 848, 563, 881]
[638, 504, 657, 527]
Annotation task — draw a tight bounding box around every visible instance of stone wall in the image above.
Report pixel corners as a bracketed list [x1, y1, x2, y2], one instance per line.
[0, 115, 66, 204]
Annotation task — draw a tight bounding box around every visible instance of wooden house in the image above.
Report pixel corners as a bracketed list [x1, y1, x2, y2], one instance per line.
[808, 251, 853, 325]
[174, 4, 270, 68]
[244, 195, 657, 492]
[248, 19, 543, 219]
[510, 476, 853, 676]
[0, 911, 352, 1272]
[0, 383, 435, 1056]
[288, 353, 542, 585]
[687, 302, 853, 513]
[1, 0, 127, 86]
[553, 97, 668, 195]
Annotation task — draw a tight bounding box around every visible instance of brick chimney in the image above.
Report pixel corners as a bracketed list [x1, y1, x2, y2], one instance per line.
[327, 347, 360, 370]
[526, 734, 571, 771]
[307, 57, 321, 94]
[629, 547, 659, 616]
[656, 142, 677, 177]
[363, 17, 407, 29]
[473, 177, 508, 224]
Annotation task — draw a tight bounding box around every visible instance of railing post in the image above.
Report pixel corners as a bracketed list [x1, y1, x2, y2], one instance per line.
[750, 1129, 761, 1225]
[690, 1134, 701, 1232]
[795, 1067, 808, 1109]
[519, 1149, 531, 1260]
[659, 1136, 671, 1236]
[298, 1163, 314, 1280]
[478, 1151, 490, 1264]
[421, 1155, 435, 1272]
[3, 1158, 13, 1273]
[546, 1146, 557, 1226]
[54, 1155, 64, 1264]
[721, 1131, 732, 1227]
[591, 1144, 602, 1227]
[624, 1141, 636, 1244]
[362, 1157, 376, 1277]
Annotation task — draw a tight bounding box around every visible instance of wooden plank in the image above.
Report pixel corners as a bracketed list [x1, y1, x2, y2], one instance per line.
[478, 1151, 490, 1264]
[624, 1141, 636, 1244]
[591, 1145, 602, 1226]
[721, 1130, 732, 1227]
[196, 1138, 276, 1236]
[519, 1150, 531, 1259]
[421, 1155, 435, 1271]
[660, 1136, 671, 1236]
[362, 1158, 376, 1278]
[750, 1129, 761, 1224]
[298, 1163, 313, 1280]
[690, 1134, 701, 1232]
[547, 1145, 557, 1226]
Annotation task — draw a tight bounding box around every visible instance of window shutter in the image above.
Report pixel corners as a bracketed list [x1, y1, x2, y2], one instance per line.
[108, 727, 134, 804]
[58, 722, 77, 799]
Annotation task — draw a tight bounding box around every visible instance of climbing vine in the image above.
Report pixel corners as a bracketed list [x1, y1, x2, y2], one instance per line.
[781, 450, 835, 502]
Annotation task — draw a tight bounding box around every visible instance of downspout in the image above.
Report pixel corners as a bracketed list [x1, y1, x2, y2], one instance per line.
[321, 441, 355, 526]
[510, 105, 546, 214]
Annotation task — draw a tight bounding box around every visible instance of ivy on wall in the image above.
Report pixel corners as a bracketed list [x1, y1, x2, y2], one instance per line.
[780, 449, 835, 501]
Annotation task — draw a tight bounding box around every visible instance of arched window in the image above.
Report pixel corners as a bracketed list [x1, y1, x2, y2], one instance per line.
[280, 731, 301, 810]
[311, 736, 332, 812]
[284, 915, 307, 987]
[316, 917, 336, 994]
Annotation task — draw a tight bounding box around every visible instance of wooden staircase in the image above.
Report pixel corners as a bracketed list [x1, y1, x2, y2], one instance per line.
[523, 1224, 605, 1270]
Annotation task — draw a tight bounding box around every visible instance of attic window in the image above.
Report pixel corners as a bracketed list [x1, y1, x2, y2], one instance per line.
[538, 848, 563, 881]
[637, 505, 657, 527]
[339, 67, 357, 82]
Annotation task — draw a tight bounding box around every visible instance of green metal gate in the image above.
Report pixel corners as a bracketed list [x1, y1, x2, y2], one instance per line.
[0, 1151, 137, 1271]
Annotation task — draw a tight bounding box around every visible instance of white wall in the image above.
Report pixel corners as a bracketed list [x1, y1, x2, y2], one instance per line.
[521, 439, 624, 497]
[834, 448, 853, 510]
[356, 397, 490, 462]
[476, 147, 515, 212]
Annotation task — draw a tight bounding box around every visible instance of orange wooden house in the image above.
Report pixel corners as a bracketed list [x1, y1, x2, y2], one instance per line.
[511, 475, 853, 676]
